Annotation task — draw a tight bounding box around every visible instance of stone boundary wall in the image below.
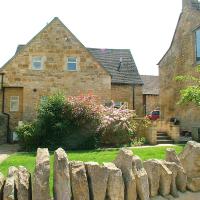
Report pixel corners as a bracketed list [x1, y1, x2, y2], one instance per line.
[0, 141, 200, 200]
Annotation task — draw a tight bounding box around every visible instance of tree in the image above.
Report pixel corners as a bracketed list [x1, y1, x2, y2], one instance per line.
[176, 66, 200, 106]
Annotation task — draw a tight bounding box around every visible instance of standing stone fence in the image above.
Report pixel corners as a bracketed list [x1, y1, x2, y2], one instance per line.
[0, 141, 200, 200]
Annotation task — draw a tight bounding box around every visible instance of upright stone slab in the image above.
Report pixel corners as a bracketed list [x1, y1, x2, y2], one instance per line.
[179, 141, 200, 192]
[3, 177, 15, 200]
[54, 148, 71, 200]
[17, 166, 31, 200]
[164, 162, 179, 198]
[158, 161, 172, 197]
[132, 156, 149, 200]
[0, 172, 5, 200]
[70, 161, 89, 200]
[144, 159, 172, 197]
[85, 162, 108, 200]
[114, 148, 136, 200]
[143, 160, 161, 197]
[8, 166, 18, 178]
[32, 148, 50, 200]
[8, 166, 18, 196]
[165, 148, 187, 192]
[176, 166, 187, 192]
[165, 148, 181, 166]
[103, 162, 124, 200]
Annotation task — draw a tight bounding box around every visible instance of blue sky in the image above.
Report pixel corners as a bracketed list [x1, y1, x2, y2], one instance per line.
[0, 0, 182, 75]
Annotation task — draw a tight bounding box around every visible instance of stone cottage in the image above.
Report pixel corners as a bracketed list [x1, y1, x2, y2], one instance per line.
[0, 17, 143, 141]
[140, 75, 159, 115]
[158, 0, 200, 132]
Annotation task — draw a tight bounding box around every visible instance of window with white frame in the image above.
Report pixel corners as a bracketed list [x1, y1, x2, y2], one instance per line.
[196, 29, 200, 62]
[66, 57, 77, 71]
[10, 96, 19, 112]
[32, 57, 43, 70]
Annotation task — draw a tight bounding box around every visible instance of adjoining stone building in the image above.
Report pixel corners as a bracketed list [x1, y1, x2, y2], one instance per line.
[140, 75, 159, 115]
[0, 17, 143, 141]
[158, 0, 200, 132]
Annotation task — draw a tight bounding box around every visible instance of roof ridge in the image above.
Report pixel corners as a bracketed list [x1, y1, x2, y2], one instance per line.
[87, 47, 131, 51]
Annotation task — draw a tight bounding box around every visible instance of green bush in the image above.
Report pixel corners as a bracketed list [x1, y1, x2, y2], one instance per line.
[16, 122, 37, 151]
[16, 93, 102, 150]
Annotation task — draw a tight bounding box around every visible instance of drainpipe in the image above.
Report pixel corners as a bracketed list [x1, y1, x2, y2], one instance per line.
[0, 73, 10, 143]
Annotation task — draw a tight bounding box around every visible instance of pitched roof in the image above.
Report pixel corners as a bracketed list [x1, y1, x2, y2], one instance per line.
[2, 17, 142, 85]
[140, 75, 159, 95]
[87, 48, 142, 85]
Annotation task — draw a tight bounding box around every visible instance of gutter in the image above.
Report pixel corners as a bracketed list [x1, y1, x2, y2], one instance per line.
[0, 73, 11, 143]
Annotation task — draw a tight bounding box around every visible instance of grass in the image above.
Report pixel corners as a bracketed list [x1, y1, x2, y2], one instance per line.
[0, 145, 184, 195]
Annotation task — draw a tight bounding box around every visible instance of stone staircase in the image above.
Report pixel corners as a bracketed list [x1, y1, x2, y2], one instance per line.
[157, 132, 174, 144]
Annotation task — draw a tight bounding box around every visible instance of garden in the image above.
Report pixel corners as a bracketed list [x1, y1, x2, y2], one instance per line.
[0, 93, 185, 194]
[16, 93, 150, 151]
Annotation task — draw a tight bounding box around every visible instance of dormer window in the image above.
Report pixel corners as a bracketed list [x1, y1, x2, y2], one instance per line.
[32, 57, 43, 70]
[66, 57, 77, 71]
[195, 28, 200, 62]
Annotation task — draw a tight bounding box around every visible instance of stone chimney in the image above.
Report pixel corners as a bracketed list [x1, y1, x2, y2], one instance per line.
[182, 0, 191, 10]
[183, 0, 200, 10]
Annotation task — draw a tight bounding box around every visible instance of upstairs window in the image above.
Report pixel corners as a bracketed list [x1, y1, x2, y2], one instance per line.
[10, 96, 19, 112]
[32, 57, 43, 70]
[196, 28, 200, 62]
[66, 57, 77, 71]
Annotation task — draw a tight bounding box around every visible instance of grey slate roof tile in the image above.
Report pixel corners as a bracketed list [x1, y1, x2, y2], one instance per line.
[140, 75, 159, 95]
[87, 48, 142, 85]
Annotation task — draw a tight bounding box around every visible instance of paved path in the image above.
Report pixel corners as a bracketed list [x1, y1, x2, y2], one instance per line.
[0, 144, 19, 164]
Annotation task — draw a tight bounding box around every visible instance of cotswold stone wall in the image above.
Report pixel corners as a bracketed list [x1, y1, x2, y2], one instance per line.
[159, 0, 200, 131]
[0, 141, 200, 200]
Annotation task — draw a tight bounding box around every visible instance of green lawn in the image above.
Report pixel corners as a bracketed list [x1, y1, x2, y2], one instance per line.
[0, 145, 184, 195]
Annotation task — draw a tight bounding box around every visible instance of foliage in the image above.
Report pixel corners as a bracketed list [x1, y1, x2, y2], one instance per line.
[16, 122, 37, 151]
[99, 103, 138, 147]
[16, 93, 102, 150]
[16, 93, 149, 150]
[131, 137, 146, 146]
[175, 66, 200, 106]
[64, 94, 102, 149]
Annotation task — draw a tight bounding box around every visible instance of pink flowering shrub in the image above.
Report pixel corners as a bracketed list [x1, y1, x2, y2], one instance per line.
[67, 94, 102, 127]
[99, 103, 138, 147]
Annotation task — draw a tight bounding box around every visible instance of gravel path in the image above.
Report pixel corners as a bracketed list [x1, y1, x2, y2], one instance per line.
[0, 144, 19, 164]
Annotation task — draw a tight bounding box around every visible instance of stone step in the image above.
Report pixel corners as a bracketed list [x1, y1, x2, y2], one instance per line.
[157, 135, 171, 140]
[157, 132, 168, 137]
[157, 139, 174, 144]
[157, 132, 168, 135]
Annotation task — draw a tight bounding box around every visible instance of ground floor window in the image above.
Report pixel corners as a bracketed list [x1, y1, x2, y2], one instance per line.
[114, 102, 128, 109]
[10, 96, 19, 112]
